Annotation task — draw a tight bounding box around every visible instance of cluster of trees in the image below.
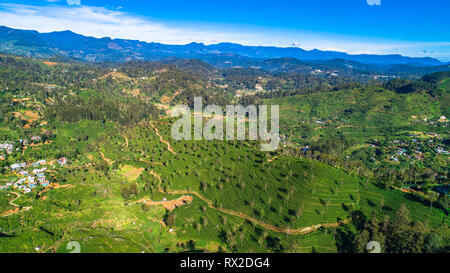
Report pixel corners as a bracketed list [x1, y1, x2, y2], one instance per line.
[383, 78, 434, 94]
[337, 206, 448, 253]
[117, 59, 359, 101]
[383, 71, 450, 94]
[117, 61, 231, 106]
[121, 183, 138, 200]
[0, 55, 103, 90]
[45, 92, 161, 125]
[422, 71, 450, 85]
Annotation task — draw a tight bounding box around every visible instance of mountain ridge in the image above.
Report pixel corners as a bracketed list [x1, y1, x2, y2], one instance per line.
[0, 25, 445, 66]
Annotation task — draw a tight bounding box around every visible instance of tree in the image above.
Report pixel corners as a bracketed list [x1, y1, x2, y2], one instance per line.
[424, 232, 443, 253]
[164, 212, 177, 226]
[354, 229, 370, 253]
[427, 192, 438, 210]
[393, 204, 410, 228]
[121, 186, 131, 200]
[379, 197, 384, 212]
[296, 208, 303, 219]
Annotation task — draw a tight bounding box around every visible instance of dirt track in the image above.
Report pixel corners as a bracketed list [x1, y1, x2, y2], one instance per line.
[123, 135, 129, 147]
[144, 120, 350, 235]
[149, 121, 177, 155]
[99, 150, 114, 166]
[1, 192, 32, 217]
[147, 169, 348, 235]
[268, 156, 278, 163]
[131, 195, 193, 211]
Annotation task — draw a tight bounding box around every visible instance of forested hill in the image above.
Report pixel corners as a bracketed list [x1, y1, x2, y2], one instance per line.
[1, 26, 449, 80]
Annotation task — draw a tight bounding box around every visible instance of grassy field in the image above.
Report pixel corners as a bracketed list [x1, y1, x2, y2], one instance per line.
[266, 87, 446, 145]
[0, 114, 448, 253]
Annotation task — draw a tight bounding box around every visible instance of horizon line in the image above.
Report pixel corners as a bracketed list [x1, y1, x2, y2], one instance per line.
[0, 24, 447, 63]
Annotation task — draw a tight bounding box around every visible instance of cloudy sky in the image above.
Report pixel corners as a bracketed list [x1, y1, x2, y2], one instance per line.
[0, 0, 449, 61]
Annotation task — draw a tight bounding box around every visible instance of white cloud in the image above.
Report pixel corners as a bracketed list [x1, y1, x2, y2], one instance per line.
[66, 0, 81, 6]
[0, 3, 260, 45]
[0, 3, 448, 61]
[367, 0, 381, 6]
[45, 0, 81, 4]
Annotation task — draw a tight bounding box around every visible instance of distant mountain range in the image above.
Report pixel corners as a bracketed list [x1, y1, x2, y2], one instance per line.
[0, 25, 449, 78]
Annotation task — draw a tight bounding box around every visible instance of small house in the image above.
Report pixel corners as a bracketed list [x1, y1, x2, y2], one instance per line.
[36, 160, 46, 165]
[58, 157, 68, 166]
[32, 168, 46, 175]
[31, 136, 41, 142]
[10, 163, 21, 171]
[17, 178, 26, 184]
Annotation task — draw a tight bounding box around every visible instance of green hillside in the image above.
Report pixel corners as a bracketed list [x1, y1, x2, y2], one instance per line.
[1, 118, 447, 253]
[266, 85, 449, 187]
[0, 55, 448, 253]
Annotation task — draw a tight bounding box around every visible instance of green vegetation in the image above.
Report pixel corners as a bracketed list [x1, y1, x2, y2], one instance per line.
[0, 55, 448, 253]
[266, 84, 448, 188]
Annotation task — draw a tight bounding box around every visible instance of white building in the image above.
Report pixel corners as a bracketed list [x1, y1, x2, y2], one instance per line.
[32, 167, 47, 174]
[17, 178, 26, 184]
[0, 142, 14, 154]
[31, 136, 42, 142]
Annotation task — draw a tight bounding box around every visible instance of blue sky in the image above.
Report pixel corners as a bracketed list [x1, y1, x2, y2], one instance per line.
[0, 0, 449, 60]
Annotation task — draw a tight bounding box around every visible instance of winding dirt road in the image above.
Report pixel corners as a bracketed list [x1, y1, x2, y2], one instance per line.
[99, 150, 114, 166]
[149, 121, 177, 155]
[268, 156, 278, 163]
[123, 135, 129, 147]
[144, 120, 350, 235]
[1, 192, 32, 217]
[147, 169, 348, 235]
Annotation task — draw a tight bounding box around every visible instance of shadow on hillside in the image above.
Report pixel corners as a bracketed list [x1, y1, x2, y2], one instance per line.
[0, 232, 15, 238]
